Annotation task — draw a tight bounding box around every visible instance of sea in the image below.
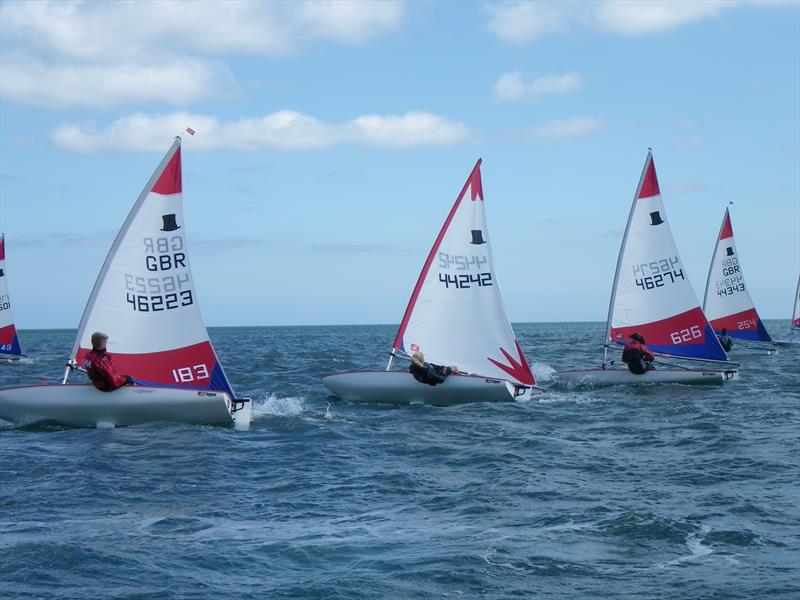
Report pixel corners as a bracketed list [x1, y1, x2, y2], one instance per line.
[1, 322, 798, 599]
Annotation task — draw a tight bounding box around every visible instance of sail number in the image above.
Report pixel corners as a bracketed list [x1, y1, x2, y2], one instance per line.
[0, 294, 9, 311]
[126, 291, 193, 311]
[438, 272, 493, 289]
[715, 273, 745, 297]
[632, 257, 685, 291]
[172, 363, 209, 383]
[670, 325, 702, 344]
[737, 319, 757, 330]
[0, 344, 13, 351]
[635, 269, 685, 291]
[438, 252, 488, 271]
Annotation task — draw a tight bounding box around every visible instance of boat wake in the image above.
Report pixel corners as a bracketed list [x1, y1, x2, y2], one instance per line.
[251, 392, 306, 419]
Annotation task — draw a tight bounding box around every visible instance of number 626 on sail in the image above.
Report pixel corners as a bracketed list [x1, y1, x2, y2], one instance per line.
[670, 326, 702, 344]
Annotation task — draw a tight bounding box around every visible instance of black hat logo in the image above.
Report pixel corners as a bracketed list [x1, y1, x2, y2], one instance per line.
[726, 247, 735, 256]
[470, 230, 486, 245]
[160, 214, 181, 232]
[649, 211, 664, 226]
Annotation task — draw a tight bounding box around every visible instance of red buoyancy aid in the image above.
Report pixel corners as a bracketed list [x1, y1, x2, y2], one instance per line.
[84, 350, 128, 392]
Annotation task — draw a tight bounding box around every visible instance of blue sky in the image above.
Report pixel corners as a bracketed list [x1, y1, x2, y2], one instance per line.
[0, 0, 798, 328]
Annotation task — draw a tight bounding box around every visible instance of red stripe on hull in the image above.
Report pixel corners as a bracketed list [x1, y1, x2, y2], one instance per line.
[610, 307, 709, 346]
[710, 307, 762, 333]
[76, 341, 221, 389]
[0, 324, 17, 345]
[152, 146, 182, 195]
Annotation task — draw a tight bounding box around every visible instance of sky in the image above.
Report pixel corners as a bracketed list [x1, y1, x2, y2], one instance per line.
[0, 0, 798, 329]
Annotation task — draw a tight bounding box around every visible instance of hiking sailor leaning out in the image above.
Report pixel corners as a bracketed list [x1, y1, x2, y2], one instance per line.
[409, 352, 459, 386]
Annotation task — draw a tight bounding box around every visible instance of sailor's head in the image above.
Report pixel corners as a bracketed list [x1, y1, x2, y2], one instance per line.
[411, 352, 425, 367]
[720, 328, 728, 335]
[629, 332, 645, 344]
[91, 331, 108, 351]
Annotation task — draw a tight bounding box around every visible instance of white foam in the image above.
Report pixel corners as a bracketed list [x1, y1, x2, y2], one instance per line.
[251, 392, 306, 418]
[532, 362, 556, 383]
[663, 525, 712, 566]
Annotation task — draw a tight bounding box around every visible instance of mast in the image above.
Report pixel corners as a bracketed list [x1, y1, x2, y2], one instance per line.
[603, 149, 654, 367]
[702, 207, 728, 313]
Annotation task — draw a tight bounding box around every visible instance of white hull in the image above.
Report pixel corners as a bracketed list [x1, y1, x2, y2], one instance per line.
[0, 384, 251, 429]
[552, 367, 738, 387]
[322, 370, 536, 406]
[772, 338, 800, 348]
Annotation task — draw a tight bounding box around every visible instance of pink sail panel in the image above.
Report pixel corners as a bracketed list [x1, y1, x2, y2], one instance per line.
[0, 235, 22, 357]
[607, 152, 728, 362]
[393, 160, 534, 386]
[702, 208, 771, 342]
[70, 139, 234, 396]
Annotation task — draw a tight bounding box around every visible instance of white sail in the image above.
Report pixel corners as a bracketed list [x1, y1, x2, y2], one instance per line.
[703, 208, 771, 342]
[606, 151, 728, 362]
[0, 235, 22, 357]
[392, 160, 534, 385]
[66, 138, 234, 396]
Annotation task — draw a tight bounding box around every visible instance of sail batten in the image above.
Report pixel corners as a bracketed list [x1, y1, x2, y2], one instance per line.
[392, 160, 534, 386]
[702, 208, 771, 342]
[607, 152, 728, 362]
[66, 139, 234, 397]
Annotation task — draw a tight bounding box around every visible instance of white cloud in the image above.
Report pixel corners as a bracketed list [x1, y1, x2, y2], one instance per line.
[0, 56, 231, 109]
[51, 111, 470, 153]
[530, 117, 604, 142]
[493, 72, 582, 102]
[486, 1, 748, 43]
[0, 0, 404, 108]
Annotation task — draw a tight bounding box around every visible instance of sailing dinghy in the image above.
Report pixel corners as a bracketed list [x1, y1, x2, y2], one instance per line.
[0, 235, 24, 362]
[0, 138, 251, 429]
[323, 160, 539, 405]
[773, 275, 800, 348]
[554, 151, 738, 386]
[702, 207, 773, 348]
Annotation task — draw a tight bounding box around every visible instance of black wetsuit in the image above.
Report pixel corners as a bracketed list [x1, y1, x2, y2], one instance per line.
[621, 346, 652, 375]
[719, 335, 734, 352]
[410, 362, 452, 386]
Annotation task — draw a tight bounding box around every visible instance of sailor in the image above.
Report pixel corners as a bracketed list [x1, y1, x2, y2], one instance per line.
[83, 332, 135, 392]
[409, 352, 458, 386]
[718, 328, 734, 352]
[621, 333, 655, 375]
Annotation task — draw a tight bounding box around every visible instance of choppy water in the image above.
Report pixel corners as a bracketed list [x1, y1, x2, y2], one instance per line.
[1, 322, 798, 599]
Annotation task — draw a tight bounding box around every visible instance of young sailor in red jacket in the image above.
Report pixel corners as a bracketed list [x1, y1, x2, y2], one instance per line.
[83, 331, 134, 391]
[621, 332, 655, 375]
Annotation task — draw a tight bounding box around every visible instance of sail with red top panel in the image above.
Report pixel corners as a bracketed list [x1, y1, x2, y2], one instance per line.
[703, 208, 772, 343]
[0, 235, 23, 360]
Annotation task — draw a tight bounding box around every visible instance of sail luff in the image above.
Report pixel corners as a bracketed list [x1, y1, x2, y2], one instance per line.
[793, 274, 800, 329]
[0, 234, 22, 358]
[604, 150, 654, 348]
[392, 159, 482, 351]
[66, 138, 182, 374]
[702, 207, 728, 313]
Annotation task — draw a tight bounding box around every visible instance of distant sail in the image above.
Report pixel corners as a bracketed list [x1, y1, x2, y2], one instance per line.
[392, 160, 534, 385]
[606, 151, 728, 361]
[0, 235, 22, 358]
[68, 139, 234, 395]
[793, 275, 800, 330]
[703, 208, 771, 342]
